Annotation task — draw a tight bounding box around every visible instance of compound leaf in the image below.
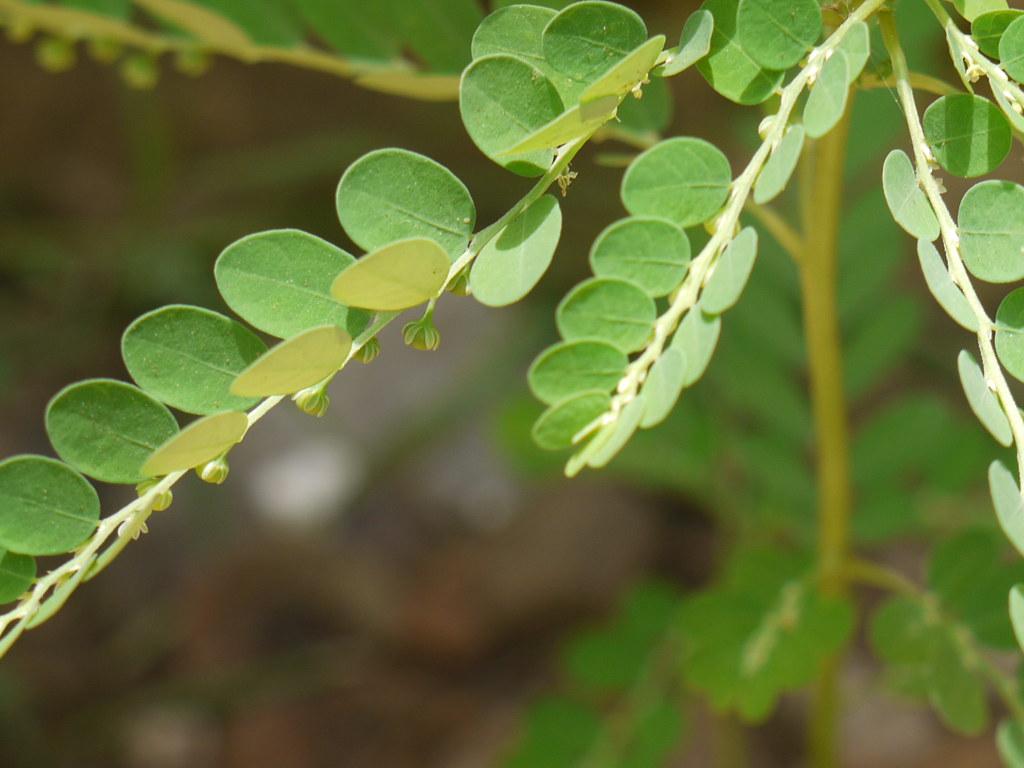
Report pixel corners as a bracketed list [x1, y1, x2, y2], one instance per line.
[803, 49, 849, 139]
[671, 307, 722, 386]
[701, 227, 758, 314]
[916, 240, 979, 332]
[640, 348, 687, 429]
[754, 125, 804, 205]
[958, 349, 1013, 446]
[883, 150, 939, 241]
[45, 379, 179, 484]
[122, 305, 267, 416]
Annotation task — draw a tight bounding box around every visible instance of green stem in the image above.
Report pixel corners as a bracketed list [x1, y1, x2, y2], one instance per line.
[800, 100, 855, 768]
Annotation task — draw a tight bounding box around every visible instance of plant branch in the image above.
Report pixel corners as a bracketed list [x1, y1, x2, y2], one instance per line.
[880, 12, 1024, 483]
[0, 0, 460, 101]
[858, 71, 959, 96]
[587, 0, 889, 439]
[0, 131, 596, 659]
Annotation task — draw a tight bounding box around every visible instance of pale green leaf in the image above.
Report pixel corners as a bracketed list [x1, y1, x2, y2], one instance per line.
[640, 348, 687, 428]
[953, 0, 1009, 22]
[883, 150, 939, 241]
[580, 35, 666, 104]
[697, 0, 785, 105]
[231, 326, 352, 398]
[658, 9, 714, 77]
[803, 49, 849, 139]
[621, 137, 732, 228]
[670, 307, 722, 386]
[45, 379, 180, 484]
[736, 0, 821, 71]
[528, 339, 628, 405]
[991, 460, 1024, 559]
[589, 216, 690, 298]
[916, 240, 979, 332]
[836, 20, 870, 85]
[336, 148, 475, 259]
[958, 180, 1024, 283]
[331, 237, 450, 311]
[142, 411, 249, 477]
[996, 288, 1024, 382]
[122, 305, 267, 416]
[470, 195, 562, 307]
[496, 95, 620, 156]
[214, 229, 370, 340]
[556, 277, 656, 353]
[958, 349, 1013, 446]
[1001, 16, 1024, 83]
[26, 556, 93, 629]
[923, 94, 1011, 178]
[999, 720, 1024, 768]
[701, 227, 758, 314]
[532, 390, 611, 450]
[0, 456, 99, 556]
[586, 394, 645, 468]
[754, 125, 804, 205]
[1010, 584, 1024, 652]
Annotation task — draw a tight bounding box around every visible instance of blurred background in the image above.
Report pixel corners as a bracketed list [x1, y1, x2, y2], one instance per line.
[0, 1, 1018, 765]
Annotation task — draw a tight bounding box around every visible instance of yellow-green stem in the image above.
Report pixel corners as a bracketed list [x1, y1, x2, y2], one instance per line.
[800, 104, 855, 768]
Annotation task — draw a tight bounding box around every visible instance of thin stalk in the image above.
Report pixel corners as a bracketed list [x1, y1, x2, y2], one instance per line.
[800, 102, 855, 768]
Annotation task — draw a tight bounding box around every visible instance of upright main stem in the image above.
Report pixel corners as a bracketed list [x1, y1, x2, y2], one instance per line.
[800, 107, 854, 768]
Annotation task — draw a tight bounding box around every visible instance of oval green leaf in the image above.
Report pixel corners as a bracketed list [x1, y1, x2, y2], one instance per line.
[640, 348, 687, 428]
[737, 0, 821, 71]
[331, 237, 450, 311]
[923, 94, 1011, 178]
[459, 54, 564, 176]
[532, 390, 612, 451]
[958, 349, 1013, 446]
[231, 325, 352, 398]
[0, 549, 35, 604]
[1011, 585, 1024, 652]
[470, 195, 562, 307]
[1000, 15, 1024, 82]
[497, 95, 621, 157]
[803, 49, 849, 139]
[528, 339, 628, 405]
[122, 305, 267, 416]
[621, 137, 732, 228]
[697, 0, 785, 105]
[995, 287, 1024, 382]
[142, 411, 250, 477]
[580, 35, 666, 104]
[214, 229, 370, 340]
[917, 239, 979, 332]
[0, 456, 99, 556]
[836, 21, 870, 85]
[586, 394, 645, 469]
[701, 227, 758, 314]
[541, 1, 647, 91]
[882, 150, 940, 241]
[556, 277, 656, 353]
[959, 180, 1024, 283]
[336, 148, 476, 259]
[973, 10, 1023, 57]
[46, 379, 180, 484]
[754, 125, 804, 205]
[658, 9, 714, 77]
[991, 460, 1024, 559]
[589, 216, 691, 298]
[670, 307, 721, 386]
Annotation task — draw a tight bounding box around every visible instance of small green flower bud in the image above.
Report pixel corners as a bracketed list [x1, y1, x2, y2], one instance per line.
[121, 53, 158, 90]
[403, 316, 441, 351]
[87, 37, 122, 64]
[174, 47, 209, 77]
[136, 479, 173, 512]
[294, 386, 330, 418]
[198, 457, 229, 485]
[355, 337, 381, 364]
[35, 37, 75, 73]
[448, 268, 471, 296]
